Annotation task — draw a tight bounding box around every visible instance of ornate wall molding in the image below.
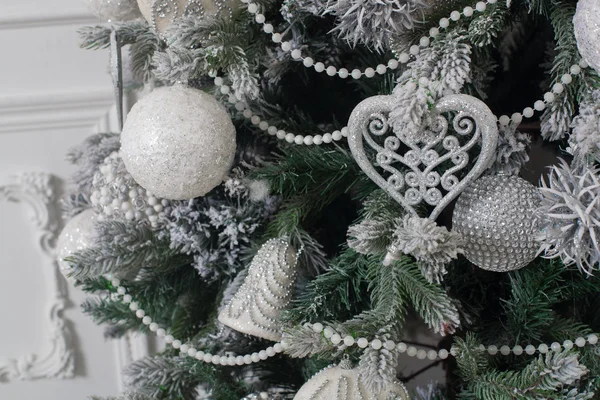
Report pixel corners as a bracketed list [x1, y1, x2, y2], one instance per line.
[0, 90, 115, 134]
[114, 333, 153, 390]
[0, 173, 75, 382]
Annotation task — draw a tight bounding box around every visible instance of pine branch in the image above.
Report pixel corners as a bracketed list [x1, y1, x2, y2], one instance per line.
[285, 248, 370, 324]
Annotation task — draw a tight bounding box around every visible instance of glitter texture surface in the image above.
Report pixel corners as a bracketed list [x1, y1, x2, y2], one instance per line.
[121, 84, 236, 200]
[452, 174, 541, 272]
[347, 93, 498, 220]
[137, 0, 239, 32]
[87, 0, 142, 22]
[56, 209, 97, 275]
[574, 0, 600, 74]
[294, 365, 410, 400]
[218, 238, 298, 342]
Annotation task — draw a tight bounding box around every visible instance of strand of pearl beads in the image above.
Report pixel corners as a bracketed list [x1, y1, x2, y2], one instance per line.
[304, 323, 600, 362]
[242, 0, 498, 80]
[108, 277, 599, 365]
[213, 75, 348, 145]
[109, 277, 288, 366]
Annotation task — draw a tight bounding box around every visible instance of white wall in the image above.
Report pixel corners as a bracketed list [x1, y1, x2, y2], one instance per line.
[0, 1, 146, 399]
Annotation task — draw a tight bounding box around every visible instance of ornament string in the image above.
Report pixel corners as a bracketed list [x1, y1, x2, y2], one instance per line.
[105, 276, 600, 366]
[110, 28, 124, 132]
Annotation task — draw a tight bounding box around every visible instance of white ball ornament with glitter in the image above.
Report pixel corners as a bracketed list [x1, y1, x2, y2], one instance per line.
[120, 84, 236, 200]
[86, 0, 142, 22]
[56, 209, 98, 276]
[294, 363, 410, 400]
[137, 0, 239, 33]
[218, 238, 299, 342]
[452, 174, 541, 272]
[574, 0, 600, 73]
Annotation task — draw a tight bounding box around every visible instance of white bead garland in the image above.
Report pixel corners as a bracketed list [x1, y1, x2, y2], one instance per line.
[242, 0, 499, 80]
[110, 275, 600, 366]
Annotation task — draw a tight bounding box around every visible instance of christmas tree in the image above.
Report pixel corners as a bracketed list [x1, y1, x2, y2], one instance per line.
[59, 0, 600, 398]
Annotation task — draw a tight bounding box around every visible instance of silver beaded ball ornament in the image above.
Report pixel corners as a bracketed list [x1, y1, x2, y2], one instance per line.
[87, 0, 142, 22]
[90, 151, 169, 227]
[574, 0, 600, 74]
[452, 174, 541, 272]
[121, 84, 236, 200]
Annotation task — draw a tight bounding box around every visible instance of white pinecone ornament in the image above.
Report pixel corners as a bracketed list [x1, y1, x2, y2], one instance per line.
[294, 363, 410, 400]
[218, 238, 299, 341]
[452, 174, 541, 272]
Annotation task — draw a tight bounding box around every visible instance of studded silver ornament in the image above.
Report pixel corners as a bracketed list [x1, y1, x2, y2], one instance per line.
[347, 94, 498, 220]
[294, 364, 410, 400]
[574, 0, 600, 74]
[120, 84, 236, 200]
[218, 238, 298, 342]
[56, 209, 97, 276]
[452, 174, 541, 272]
[87, 0, 142, 22]
[137, 0, 239, 32]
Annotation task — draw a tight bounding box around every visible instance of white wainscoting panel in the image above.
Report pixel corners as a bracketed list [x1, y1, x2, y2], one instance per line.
[0, 1, 152, 399]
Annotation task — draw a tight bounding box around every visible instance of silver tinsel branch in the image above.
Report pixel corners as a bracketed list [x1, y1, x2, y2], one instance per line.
[386, 215, 464, 284]
[324, 0, 429, 52]
[569, 89, 600, 165]
[538, 160, 600, 275]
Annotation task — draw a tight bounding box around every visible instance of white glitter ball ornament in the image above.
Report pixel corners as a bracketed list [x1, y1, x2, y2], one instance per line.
[137, 0, 239, 32]
[574, 0, 600, 74]
[452, 174, 541, 272]
[294, 364, 410, 400]
[218, 238, 299, 342]
[87, 0, 142, 22]
[56, 209, 97, 276]
[121, 85, 236, 200]
[90, 151, 169, 227]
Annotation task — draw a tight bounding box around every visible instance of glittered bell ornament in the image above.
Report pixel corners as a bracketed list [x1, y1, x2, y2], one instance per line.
[452, 174, 541, 272]
[120, 84, 236, 200]
[90, 151, 170, 227]
[87, 0, 142, 22]
[56, 209, 98, 276]
[218, 238, 299, 342]
[137, 0, 239, 32]
[294, 363, 410, 400]
[574, 0, 600, 74]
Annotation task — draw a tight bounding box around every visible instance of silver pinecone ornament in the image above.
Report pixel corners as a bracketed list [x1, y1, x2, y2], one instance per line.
[294, 363, 410, 400]
[452, 174, 541, 272]
[218, 238, 299, 341]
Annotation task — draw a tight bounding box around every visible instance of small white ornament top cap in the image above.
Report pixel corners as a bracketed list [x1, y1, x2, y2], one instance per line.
[218, 238, 299, 342]
[293, 364, 410, 400]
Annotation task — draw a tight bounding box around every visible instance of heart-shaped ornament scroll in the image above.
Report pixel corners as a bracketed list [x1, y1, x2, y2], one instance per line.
[347, 94, 498, 220]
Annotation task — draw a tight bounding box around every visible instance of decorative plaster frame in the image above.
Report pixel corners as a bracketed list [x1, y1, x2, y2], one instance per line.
[0, 173, 75, 382]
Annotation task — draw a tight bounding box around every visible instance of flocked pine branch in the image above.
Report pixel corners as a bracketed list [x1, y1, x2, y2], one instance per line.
[66, 220, 186, 280]
[462, 350, 589, 399]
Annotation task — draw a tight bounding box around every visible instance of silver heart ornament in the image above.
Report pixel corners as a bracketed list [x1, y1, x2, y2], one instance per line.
[347, 94, 498, 220]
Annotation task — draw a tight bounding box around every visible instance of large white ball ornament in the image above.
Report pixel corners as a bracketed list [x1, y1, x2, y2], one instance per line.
[574, 0, 600, 73]
[137, 0, 239, 32]
[121, 85, 236, 200]
[56, 209, 98, 276]
[87, 0, 142, 22]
